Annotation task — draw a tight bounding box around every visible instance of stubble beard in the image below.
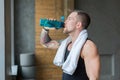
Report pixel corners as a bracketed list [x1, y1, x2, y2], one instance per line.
[63, 28, 68, 34]
[63, 28, 71, 34]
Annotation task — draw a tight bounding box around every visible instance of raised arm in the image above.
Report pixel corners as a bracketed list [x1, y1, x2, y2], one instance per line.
[40, 28, 60, 49]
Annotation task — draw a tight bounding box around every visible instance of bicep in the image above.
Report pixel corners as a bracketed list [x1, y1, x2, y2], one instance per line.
[84, 54, 100, 80]
[85, 53, 100, 78]
[83, 40, 100, 80]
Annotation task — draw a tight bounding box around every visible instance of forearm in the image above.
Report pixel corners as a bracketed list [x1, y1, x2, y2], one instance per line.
[40, 28, 51, 44]
[40, 28, 61, 49]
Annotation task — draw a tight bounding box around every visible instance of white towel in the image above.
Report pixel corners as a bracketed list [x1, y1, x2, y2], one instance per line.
[53, 29, 88, 75]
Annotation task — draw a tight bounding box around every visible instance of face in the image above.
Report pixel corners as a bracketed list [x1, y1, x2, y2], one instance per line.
[63, 12, 79, 34]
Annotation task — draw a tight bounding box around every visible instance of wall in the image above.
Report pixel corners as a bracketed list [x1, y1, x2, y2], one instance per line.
[75, 0, 120, 52]
[5, 0, 12, 79]
[35, 0, 65, 80]
[35, 0, 75, 80]
[0, 0, 12, 80]
[14, 0, 35, 79]
[14, 0, 35, 65]
[75, 0, 120, 79]
[0, 0, 5, 80]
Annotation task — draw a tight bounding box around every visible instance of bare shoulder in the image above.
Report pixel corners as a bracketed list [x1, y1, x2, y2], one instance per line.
[81, 40, 99, 58]
[84, 40, 97, 51]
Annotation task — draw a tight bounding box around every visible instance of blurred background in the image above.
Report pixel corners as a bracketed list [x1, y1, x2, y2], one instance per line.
[0, 0, 120, 80]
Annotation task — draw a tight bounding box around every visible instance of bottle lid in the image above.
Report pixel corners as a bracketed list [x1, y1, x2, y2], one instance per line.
[60, 16, 65, 22]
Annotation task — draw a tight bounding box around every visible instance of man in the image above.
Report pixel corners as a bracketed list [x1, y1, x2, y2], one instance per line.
[40, 10, 100, 80]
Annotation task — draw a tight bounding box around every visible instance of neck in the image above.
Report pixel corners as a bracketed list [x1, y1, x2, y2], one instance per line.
[69, 29, 83, 44]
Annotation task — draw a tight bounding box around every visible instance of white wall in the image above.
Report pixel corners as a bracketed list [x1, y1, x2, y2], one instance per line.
[14, 0, 35, 65]
[0, 0, 5, 80]
[0, 0, 12, 80]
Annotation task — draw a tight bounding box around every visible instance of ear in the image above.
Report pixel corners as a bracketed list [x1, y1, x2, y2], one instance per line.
[76, 22, 82, 29]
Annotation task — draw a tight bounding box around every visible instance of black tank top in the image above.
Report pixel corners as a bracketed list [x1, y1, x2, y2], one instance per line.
[62, 47, 89, 80]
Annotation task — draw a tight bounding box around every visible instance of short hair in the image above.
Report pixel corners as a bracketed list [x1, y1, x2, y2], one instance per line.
[72, 10, 91, 29]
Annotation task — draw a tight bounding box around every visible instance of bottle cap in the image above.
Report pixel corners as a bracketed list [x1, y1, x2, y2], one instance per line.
[60, 16, 65, 22]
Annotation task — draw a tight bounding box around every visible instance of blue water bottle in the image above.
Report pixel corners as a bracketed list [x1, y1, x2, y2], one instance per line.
[40, 16, 65, 29]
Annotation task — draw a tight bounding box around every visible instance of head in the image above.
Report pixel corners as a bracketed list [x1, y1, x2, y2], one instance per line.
[63, 10, 91, 34]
